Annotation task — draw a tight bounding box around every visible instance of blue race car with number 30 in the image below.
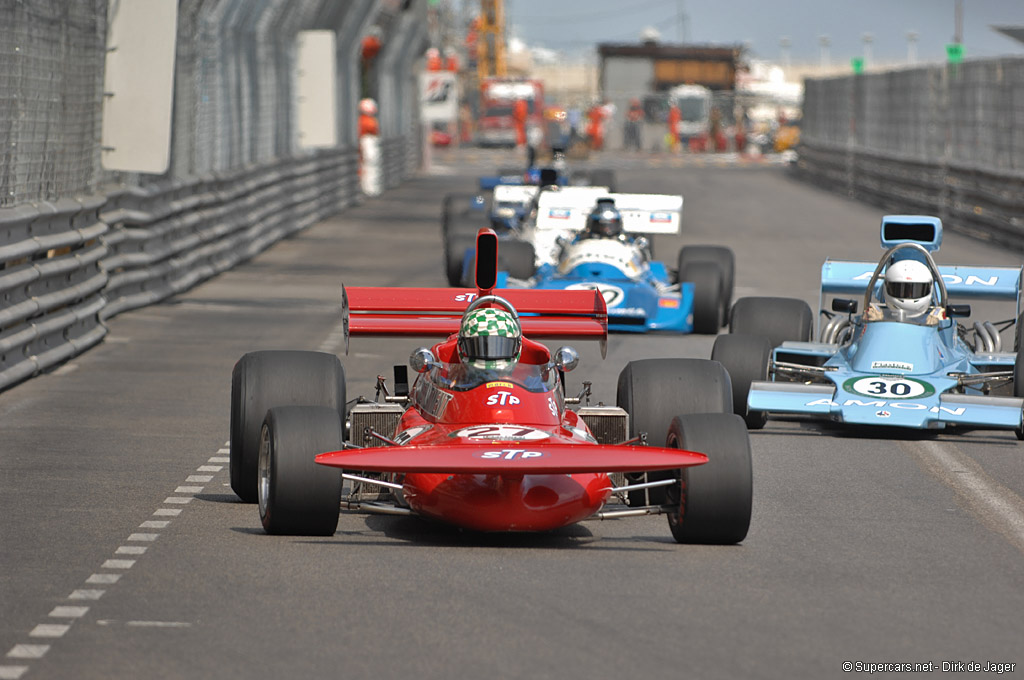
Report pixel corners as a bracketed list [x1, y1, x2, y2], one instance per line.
[711, 215, 1024, 438]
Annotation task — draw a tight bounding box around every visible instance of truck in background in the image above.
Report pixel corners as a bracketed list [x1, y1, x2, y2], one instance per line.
[477, 78, 545, 148]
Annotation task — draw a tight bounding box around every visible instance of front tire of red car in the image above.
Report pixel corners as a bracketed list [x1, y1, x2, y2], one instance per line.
[665, 413, 752, 545]
[259, 406, 343, 536]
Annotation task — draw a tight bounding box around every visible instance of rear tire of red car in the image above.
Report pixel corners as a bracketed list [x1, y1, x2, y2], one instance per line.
[617, 358, 732, 505]
[258, 406, 343, 536]
[665, 413, 752, 544]
[677, 245, 735, 324]
[679, 260, 724, 334]
[230, 351, 346, 503]
[445, 232, 475, 287]
[711, 334, 772, 430]
[729, 296, 812, 347]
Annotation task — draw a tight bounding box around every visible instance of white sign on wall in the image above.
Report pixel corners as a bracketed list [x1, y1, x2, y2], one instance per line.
[100, 0, 178, 173]
[294, 31, 338, 149]
[420, 72, 459, 123]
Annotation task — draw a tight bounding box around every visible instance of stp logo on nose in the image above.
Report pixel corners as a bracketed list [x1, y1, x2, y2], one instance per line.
[478, 449, 546, 460]
[486, 391, 520, 406]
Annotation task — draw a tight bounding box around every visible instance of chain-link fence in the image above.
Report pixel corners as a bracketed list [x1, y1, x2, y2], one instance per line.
[0, 0, 428, 391]
[0, 0, 107, 205]
[798, 57, 1024, 247]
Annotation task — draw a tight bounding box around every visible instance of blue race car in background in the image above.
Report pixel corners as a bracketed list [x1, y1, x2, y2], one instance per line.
[499, 191, 735, 334]
[440, 154, 616, 286]
[712, 215, 1024, 437]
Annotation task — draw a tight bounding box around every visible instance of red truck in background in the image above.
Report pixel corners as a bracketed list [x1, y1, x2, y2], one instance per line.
[477, 78, 545, 148]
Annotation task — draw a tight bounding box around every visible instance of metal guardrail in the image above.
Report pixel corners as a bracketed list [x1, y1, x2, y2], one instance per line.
[793, 142, 1024, 250]
[100, 149, 359, 320]
[0, 146, 372, 390]
[0, 197, 109, 388]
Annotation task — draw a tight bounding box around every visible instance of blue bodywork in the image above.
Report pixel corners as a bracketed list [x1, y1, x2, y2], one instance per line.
[746, 215, 1023, 434]
[529, 258, 695, 333]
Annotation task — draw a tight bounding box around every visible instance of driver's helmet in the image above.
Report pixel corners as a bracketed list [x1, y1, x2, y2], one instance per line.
[883, 259, 933, 319]
[585, 204, 623, 239]
[457, 307, 522, 371]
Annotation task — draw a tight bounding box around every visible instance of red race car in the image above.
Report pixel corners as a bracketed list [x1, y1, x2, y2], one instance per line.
[230, 230, 752, 544]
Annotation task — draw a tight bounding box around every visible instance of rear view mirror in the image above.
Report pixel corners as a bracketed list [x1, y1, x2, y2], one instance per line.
[553, 346, 579, 373]
[832, 298, 858, 313]
[945, 304, 971, 318]
[409, 348, 436, 374]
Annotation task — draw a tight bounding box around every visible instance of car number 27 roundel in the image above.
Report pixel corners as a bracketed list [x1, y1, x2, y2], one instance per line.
[843, 376, 935, 399]
[451, 425, 550, 441]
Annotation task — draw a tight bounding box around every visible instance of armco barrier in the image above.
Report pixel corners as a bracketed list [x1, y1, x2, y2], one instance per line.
[99, 148, 359, 320]
[0, 147, 370, 390]
[0, 197, 109, 389]
[794, 142, 1024, 249]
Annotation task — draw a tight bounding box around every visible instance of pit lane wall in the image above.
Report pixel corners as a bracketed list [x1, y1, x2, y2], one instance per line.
[0, 0, 427, 391]
[796, 57, 1024, 249]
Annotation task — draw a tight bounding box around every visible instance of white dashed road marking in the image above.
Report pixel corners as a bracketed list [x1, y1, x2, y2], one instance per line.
[7, 443, 231, 677]
[28, 626, 68, 639]
[116, 546, 146, 555]
[68, 590, 104, 601]
[6, 647, 47, 660]
[48, 607, 88, 619]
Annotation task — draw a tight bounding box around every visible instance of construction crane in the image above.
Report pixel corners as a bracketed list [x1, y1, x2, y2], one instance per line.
[476, 0, 506, 81]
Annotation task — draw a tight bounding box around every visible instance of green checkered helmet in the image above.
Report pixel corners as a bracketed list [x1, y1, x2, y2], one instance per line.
[458, 307, 522, 371]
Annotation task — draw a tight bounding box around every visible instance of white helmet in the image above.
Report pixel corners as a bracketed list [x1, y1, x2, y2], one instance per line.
[359, 98, 377, 116]
[883, 259, 933, 319]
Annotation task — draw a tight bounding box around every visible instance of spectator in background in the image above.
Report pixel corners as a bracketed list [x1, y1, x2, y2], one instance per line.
[513, 98, 528, 149]
[667, 101, 681, 152]
[567, 105, 582, 146]
[358, 98, 379, 138]
[624, 98, 643, 151]
[586, 102, 606, 151]
[526, 124, 543, 167]
[458, 101, 473, 146]
[358, 98, 381, 196]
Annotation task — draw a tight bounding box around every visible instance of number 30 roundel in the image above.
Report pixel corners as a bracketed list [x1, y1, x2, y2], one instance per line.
[844, 376, 935, 400]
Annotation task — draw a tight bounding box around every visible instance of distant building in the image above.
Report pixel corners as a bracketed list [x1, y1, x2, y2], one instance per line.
[598, 42, 744, 97]
[596, 41, 744, 150]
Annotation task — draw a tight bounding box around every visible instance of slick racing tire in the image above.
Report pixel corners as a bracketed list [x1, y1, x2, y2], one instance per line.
[585, 169, 616, 192]
[259, 406, 343, 536]
[665, 413, 752, 545]
[617, 359, 732, 505]
[445, 232, 476, 287]
[677, 245, 735, 323]
[679, 260, 724, 334]
[711, 334, 772, 430]
[230, 351, 346, 503]
[729, 296, 812, 347]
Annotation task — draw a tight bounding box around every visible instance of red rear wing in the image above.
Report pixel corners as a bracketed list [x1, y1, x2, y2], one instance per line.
[342, 286, 608, 356]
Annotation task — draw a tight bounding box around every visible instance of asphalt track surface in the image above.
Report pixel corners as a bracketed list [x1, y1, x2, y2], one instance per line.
[2, 147, 1022, 679]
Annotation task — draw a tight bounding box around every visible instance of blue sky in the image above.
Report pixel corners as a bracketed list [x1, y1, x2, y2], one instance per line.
[502, 0, 1024, 64]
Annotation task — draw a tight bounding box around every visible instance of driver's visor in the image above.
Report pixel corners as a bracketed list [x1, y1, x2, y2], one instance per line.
[886, 281, 931, 299]
[458, 335, 520, 361]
